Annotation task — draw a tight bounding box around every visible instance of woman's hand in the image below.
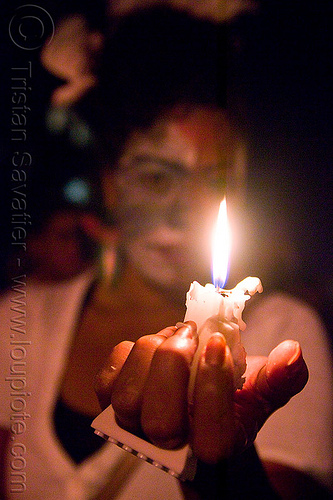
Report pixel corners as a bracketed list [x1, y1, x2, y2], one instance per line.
[95, 322, 308, 463]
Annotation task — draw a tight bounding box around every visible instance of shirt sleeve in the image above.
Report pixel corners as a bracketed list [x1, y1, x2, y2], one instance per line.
[242, 292, 333, 491]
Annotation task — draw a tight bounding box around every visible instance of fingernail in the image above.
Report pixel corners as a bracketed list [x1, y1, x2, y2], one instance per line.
[205, 333, 226, 365]
[175, 321, 197, 340]
[287, 341, 301, 366]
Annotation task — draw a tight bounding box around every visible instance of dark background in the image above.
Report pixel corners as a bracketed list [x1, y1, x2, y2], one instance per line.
[232, 1, 333, 289]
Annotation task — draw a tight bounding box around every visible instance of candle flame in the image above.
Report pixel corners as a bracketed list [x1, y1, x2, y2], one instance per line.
[212, 198, 231, 289]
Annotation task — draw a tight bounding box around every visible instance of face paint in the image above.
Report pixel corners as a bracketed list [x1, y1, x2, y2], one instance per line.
[109, 108, 237, 294]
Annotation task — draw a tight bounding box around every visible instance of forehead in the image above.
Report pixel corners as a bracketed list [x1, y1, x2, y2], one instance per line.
[120, 107, 234, 170]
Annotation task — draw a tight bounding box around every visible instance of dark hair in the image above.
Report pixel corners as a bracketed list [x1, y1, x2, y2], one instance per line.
[87, 7, 228, 169]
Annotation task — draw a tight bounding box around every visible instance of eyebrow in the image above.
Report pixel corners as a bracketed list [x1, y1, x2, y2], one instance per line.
[127, 154, 221, 176]
[130, 154, 186, 174]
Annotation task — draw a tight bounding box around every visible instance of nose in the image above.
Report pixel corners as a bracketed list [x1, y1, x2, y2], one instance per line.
[165, 184, 195, 229]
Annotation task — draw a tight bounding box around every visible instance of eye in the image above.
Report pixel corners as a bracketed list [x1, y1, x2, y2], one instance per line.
[137, 166, 174, 195]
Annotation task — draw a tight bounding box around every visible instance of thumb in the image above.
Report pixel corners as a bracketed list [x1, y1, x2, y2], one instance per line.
[255, 340, 309, 409]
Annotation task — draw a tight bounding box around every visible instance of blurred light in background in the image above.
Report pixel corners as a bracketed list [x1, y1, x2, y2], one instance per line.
[63, 177, 91, 206]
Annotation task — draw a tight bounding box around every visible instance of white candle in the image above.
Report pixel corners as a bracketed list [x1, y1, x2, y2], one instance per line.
[185, 277, 263, 396]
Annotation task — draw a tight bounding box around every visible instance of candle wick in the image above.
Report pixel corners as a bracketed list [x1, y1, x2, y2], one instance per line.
[216, 288, 232, 296]
[216, 288, 251, 297]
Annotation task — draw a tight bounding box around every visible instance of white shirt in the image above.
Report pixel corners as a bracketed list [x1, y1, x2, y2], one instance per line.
[0, 272, 183, 499]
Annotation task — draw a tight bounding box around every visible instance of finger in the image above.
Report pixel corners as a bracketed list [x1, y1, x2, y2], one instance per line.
[244, 355, 267, 381]
[255, 340, 309, 409]
[94, 341, 134, 410]
[191, 333, 235, 463]
[141, 322, 198, 449]
[111, 327, 176, 433]
[234, 340, 308, 453]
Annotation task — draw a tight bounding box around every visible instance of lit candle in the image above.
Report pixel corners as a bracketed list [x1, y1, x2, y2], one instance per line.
[184, 199, 263, 395]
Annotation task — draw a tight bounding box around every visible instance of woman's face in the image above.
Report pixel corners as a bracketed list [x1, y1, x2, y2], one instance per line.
[105, 107, 238, 296]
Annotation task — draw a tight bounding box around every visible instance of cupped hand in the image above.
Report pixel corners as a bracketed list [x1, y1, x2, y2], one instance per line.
[94, 322, 308, 463]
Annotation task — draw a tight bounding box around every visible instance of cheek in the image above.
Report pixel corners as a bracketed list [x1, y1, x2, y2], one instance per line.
[115, 203, 166, 239]
[186, 196, 220, 237]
